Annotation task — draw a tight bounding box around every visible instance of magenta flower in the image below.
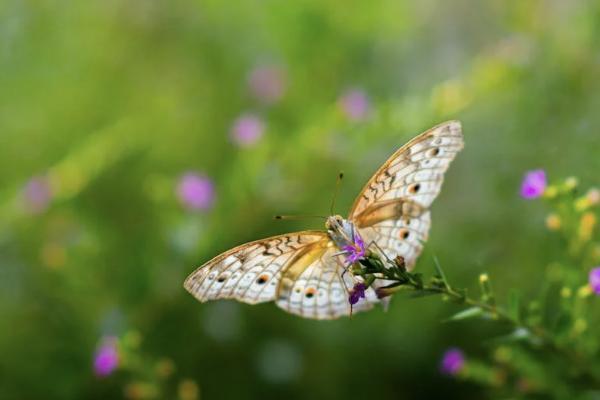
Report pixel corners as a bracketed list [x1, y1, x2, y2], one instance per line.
[94, 337, 119, 376]
[440, 347, 465, 376]
[349, 282, 367, 305]
[22, 176, 52, 214]
[520, 169, 547, 199]
[339, 88, 370, 121]
[230, 113, 265, 147]
[248, 65, 286, 104]
[589, 267, 600, 295]
[177, 173, 215, 211]
[341, 231, 366, 265]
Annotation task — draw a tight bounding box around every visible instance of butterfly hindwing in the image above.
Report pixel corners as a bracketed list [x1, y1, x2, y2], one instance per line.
[275, 245, 378, 319]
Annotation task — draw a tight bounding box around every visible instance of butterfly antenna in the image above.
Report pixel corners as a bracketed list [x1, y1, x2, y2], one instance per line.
[330, 172, 344, 215]
[274, 215, 327, 220]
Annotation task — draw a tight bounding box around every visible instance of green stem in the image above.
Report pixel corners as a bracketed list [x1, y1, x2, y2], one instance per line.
[355, 253, 600, 383]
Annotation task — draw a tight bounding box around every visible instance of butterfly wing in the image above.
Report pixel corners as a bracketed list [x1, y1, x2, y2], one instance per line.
[184, 231, 328, 304]
[184, 231, 379, 319]
[348, 120, 464, 269]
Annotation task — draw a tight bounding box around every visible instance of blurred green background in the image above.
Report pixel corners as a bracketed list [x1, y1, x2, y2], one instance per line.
[1, 1, 600, 399]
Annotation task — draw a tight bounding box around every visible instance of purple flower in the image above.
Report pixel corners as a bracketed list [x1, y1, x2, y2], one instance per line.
[177, 173, 215, 211]
[349, 282, 366, 305]
[341, 231, 366, 265]
[230, 114, 265, 147]
[520, 169, 547, 199]
[339, 88, 370, 121]
[589, 267, 600, 295]
[22, 176, 52, 214]
[248, 65, 286, 104]
[94, 337, 119, 376]
[440, 347, 465, 376]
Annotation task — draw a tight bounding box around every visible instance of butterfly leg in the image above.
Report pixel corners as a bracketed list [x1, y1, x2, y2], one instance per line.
[365, 240, 395, 265]
[329, 254, 356, 316]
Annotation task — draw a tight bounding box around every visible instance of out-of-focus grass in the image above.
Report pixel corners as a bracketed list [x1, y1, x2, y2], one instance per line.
[1, 1, 600, 399]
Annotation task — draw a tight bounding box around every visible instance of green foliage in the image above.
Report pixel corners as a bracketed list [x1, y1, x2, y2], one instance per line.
[1, 1, 600, 399]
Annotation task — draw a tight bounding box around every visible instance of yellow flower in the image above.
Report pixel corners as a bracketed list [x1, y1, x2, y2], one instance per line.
[575, 196, 590, 212]
[178, 379, 200, 400]
[545, 214, 561, 231]
[124, 382, 158, 400]
[544, 185, 558, 199]
[578, 212, 597, 242]
[564, 176, 578, 191]
[156, 358, 175, 378]
[577, 285, 592, 298]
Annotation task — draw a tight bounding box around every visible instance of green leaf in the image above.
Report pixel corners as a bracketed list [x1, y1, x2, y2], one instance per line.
[444, 306, 484, 322]
[487, 328, 532, 344]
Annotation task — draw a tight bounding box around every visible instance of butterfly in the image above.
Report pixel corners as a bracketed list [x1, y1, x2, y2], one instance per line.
[184, 121, 464, 319]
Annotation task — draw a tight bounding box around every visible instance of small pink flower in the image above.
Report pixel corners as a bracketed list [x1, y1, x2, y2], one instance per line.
[339, 88, 370, 121]
[94, 337, 119, 377]
[440, 347, 465, 376]
[177, 173, 215, 211]
[341, 231, 366, 266]
[520, 169, 547, 199]
[230, 114, 265, 147]
[248, 65, 286, 104]
[23, 176, 52, 214]
[589, 267, 600, 295]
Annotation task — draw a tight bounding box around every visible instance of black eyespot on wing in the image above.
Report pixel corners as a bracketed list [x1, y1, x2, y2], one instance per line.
[400, 229, 410, 240]
[427, 147, 440, 157]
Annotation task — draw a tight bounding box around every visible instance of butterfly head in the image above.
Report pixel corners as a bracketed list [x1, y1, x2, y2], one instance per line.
[326, 215, 355, 248]
[325, 215, 344, 231]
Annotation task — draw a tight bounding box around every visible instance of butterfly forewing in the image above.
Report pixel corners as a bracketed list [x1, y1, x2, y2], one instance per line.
[349, 121, 463, 268]
[184, 232, 329, 305]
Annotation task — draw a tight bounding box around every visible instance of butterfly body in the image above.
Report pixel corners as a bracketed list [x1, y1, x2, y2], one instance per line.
[184, 121, 464, 319]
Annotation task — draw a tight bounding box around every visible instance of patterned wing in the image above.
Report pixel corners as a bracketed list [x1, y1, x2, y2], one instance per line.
[184, 232, 379, 319]
[184, 232, 328, 305]
[275, 245, 379, 319]
[349, 121, 464, 269]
